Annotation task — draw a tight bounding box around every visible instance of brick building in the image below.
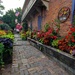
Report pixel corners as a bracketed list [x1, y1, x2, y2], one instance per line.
[21, 0, 74, 36]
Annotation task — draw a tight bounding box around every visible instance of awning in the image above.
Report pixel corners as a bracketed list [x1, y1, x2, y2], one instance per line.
[21, 0, 50, 22]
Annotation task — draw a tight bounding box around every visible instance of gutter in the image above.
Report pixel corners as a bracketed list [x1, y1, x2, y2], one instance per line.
[21, 0, 37, 21]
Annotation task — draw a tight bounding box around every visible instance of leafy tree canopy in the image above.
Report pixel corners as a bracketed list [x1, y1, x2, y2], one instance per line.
[2, 7, 22, 29]
[0, 0, 5, 15]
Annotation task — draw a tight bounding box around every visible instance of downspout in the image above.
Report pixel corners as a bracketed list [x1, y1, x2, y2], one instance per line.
[71, 0, 75, 24]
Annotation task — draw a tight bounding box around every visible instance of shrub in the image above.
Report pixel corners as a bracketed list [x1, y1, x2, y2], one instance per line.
[52, 39, 59, 48]
[0, 43, 4, 66]
[0, 38, 13, 66]
[20, 30, 27, 40]
[0, 30, 6, 36]
[0, 23, 12, 31]
[44, 23, 50, 32]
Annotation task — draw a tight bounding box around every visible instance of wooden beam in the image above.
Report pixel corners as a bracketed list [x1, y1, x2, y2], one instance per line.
[43, 0, 50, 2]
[35, 7, 41, 13]
[41, 0, 50, 10]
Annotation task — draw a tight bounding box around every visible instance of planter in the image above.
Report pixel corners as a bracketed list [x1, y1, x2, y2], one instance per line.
[3, 48, 13, 64]
[28, 37, 75, 75]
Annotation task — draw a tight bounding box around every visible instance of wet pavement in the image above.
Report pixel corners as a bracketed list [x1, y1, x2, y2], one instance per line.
[1, 34, 70, 75]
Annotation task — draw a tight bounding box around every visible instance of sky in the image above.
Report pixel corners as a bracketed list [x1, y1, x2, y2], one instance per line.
[1, 0, 25, 14]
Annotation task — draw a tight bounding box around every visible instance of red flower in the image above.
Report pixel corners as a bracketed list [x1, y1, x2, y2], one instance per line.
[70, 27, 75, 32]
[53, 36, 57, 39]
[71, 39, 75, 42]
[68, 32, 72, 35]
[37, 31, 45, 39]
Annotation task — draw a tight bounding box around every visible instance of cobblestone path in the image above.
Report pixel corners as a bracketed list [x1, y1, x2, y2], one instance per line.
[11, 34, 70, 75]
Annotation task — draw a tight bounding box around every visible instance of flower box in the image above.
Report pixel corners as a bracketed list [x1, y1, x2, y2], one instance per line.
[28, 37, 75, 75]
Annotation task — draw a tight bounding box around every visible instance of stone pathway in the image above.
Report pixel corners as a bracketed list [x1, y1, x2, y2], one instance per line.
[1, 34, 70, 75]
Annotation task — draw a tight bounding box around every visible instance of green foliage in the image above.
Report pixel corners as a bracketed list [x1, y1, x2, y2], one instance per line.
[2, 9, 16, 29]
[39, 38, 44, 44]
[68, 42, 75, 47]
[2, 8, 22, 29]
[21, 34, 27, 40]
[33, 34, 37, 40]
[44, 23, 50, 32]
[0, 23, 12, 30]
[72, 32, 75, 36]
[0, 1, 5, 15]
[26, 30, 30, 37]
[73, 15, 75, 27]
[0, 38, 13, 66]
[22, 22, 28, 31]
[0, 30, 14, 40]
[0, 30, 13, 66]
[1, 34, 14, 40]
[52, 39, 59, 47]
[22, 36, 27, 40]
[0, 43, 4, 66]
[54, 19, 61, 29]
[56, 49, 61, 52]
[20, 31, 27, 40]
[3, 48, 13, 64]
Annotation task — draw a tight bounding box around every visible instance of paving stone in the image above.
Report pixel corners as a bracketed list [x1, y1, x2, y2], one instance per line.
[32, 72, 39, 75]
[22, 59, 28, 64]
[22, 70, 29, 75]
[20, 70, 24, 75]
[47, 67, 55, 74]
[28, 68, 37, 74]
[10, 34, 70, 75]
[39, 69, 51, 75]
[20, 67, 27, 71]
[12, 64, 18, 67]
[36, 66, 44, 72]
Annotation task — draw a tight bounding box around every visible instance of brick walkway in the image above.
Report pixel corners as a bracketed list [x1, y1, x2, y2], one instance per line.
[10, 34, 70, 75]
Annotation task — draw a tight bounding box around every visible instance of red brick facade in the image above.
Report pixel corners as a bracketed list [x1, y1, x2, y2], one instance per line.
[41, 0, 72, 36]
[22, 0, 72, 36]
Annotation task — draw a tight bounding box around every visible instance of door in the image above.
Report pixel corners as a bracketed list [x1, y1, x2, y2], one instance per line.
[38, 16, 42, 30]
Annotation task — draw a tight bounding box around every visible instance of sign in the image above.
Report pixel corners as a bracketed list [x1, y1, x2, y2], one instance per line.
[58, 7, 70, 23]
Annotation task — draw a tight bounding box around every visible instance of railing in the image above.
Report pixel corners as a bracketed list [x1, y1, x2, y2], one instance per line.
[21, 0, 37, 21]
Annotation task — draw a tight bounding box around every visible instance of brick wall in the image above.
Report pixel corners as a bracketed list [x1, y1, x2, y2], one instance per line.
[28, 0, 72, 36]
[28, 13, 40, 30]
[42, 0, 72, 36]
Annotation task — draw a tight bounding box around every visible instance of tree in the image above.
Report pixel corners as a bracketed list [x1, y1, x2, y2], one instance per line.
[2, 9, 16, 29]
[0, 0, 5, 15]
[2, 7, 22, 29]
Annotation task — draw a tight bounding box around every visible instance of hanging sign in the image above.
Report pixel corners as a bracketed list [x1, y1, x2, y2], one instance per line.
[58, 7, 70, 23]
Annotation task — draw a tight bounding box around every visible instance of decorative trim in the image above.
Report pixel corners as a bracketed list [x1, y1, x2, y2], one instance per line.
[41, 0, 50, 10]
